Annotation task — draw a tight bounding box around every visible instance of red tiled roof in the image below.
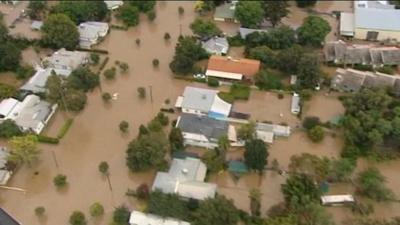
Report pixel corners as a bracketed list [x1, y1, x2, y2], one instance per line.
[207, 56, 261, 78]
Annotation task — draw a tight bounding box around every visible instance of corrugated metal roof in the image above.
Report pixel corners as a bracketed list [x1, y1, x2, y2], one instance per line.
[355, 7, 400, 31]
[181, 86, 217, 112]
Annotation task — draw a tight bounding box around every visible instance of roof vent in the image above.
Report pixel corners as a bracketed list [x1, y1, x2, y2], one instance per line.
[202, 94, 207, 100]
[182, 168, 188, 174]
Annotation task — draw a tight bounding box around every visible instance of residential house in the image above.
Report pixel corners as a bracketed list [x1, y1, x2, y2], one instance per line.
[129, 211, 190, 225]
[291, 93, 300, 115]
[175, 86, 232, 119]
[239, 27, 268, 39]
[201, 37, 229, 55]
[104, 0, 123, 10]
[20, 66, 71, 94]
[206, 55, 261, 81]
[176, 113, 236, 148]
[324, 40, 400, 66]
[340, 1, 400, 41]
[214, 1, 238, 23]
[152, 157, 217, 200]
[331, 68, 400, 93]
[0, 95, 57, 134]
[255, 122, 291, 144]
[0, 208, 21, 225]
[0, 147, 12, 186]
[43, 48, 89, 72]
[78, 22, 109, 49]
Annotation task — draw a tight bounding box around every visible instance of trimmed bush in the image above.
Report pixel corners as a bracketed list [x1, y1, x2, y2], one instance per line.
[152, 59, 160, 67]
[103, 67, 116, 80]
[99, 57, 109, 72]
[53, 174, 68, 188]
[307, 125, 325, 143]
[76, 48, 108, 54]
[110, 24, 129, 30]
[89, 202, 104, 217]
[102, 92, 112, 102]
[57, 118, 74, 139]
[35, 206, 45, 217]
[69, 211, 87, 225]
[37, 135, 59, 144]
[207, 77, 219, 87]
[119, 62, 129, 73]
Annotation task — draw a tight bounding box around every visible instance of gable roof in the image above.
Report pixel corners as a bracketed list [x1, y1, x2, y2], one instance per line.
[207, 56, 260, 78]
[177, 113, 229, 141]
[152, 157, 216, 200]
[44, 48, 89, 71]
[129, 211, 190, 225]
[20, 67, 71, 93]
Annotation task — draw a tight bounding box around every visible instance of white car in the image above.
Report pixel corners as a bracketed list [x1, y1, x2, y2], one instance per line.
[193, 73, 206, 79]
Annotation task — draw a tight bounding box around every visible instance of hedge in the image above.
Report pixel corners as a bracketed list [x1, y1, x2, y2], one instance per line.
[57, 118, 74, 139]
[99, 57, 110, 72]
[37, 135, 59, 144]
[76, 48, 109, 54]
[110, 24, 129, 31]
[160, 108, 175, 113]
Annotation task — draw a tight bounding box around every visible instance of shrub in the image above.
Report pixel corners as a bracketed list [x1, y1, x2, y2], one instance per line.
[178, 6, 184, 15]
[0, 83, 16, 100]
[136, 38, 141, 46]
[277, 93, 284, 99]
[0, 119, 23, 138]
[57, 118, 74, 139]
[103, 67, 116, 80]
[16, 65, 35, 80]
[147, 10, 156, 21]
[113, 205, 130, 225]
[207, 77, 219, 87]
[53, 174, 67, 188]
[307, 125, 325, 143]
[375, 65, 395, 75]
[137, 87, 146, 98]
[156, 112, 169, 126]
[102, 92, 112, 102]
[90, 53, 100, 65]
[37, 135, 59, 144]
[119, 120, 129, 133]
[119, 62, 129, 73]
[35, 206, 45, 217]
[69, 211, 87, 225]
[98, 57, 109, 72]
[164, 98, 171, 105]
[353, 64, 373, 72]
[302, 116, 321, 130]
[152, 59, 160, 67]
[89, 202, 104, 217]
[227, 34, 244, 47]
[164, 32, 171, 40]
[136, 183, 150, 200]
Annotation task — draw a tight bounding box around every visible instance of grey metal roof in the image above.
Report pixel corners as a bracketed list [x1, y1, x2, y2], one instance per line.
[355, 7, 400, 31]
[201, 37, 229, 55]
[239, 27, 268, 39]
[177, 113, 228, 141]
[181, 87, 217, 112]
[152, 157, 216, 200]
[332, 68, 366, 92]
[0, 208, 21, 225]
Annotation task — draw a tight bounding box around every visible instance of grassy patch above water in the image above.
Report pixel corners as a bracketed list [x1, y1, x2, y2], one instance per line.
[57, 118, 74, 139]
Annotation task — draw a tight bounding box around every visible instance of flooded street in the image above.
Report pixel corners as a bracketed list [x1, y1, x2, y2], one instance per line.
[303, 90, 345, 122]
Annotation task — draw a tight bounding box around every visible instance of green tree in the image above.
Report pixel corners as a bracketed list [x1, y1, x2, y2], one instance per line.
[129, 0, 156, 12]
[138, 124, 149, 137]
[90, 53, 100, 65]
[244, 139, 268, 173]
[237, 121, 256, 141]
[248, 46, 276, 67]
[288, 153, 330, 181]
[302, 116, 321, 130]
[148, 190, 189, 221]
[126, 133, 167, 171]
[193, 195, 239, 225]
[281, 174, 321, 209]
[298, 15, 331, 47]
[296, 0, 317, 8]
[0, 119, 23, 138]
[275, 44, 305, 73]
[263, 1, 289, 27]
[249, 188, 262, 216]
[356, 167, 394, 201]
[297, 53, 321, 89]
[89, 202, 104, 217]
[51, 1, 108, 24]
[255, 69, 283, 90]
[328, 158, 355, 182]
[27, 0, 47, 20]
[147, 10, 156, 21]
[116, 4, 140, 27]
[169, 127, 184, 153]
[190, 18, 221, 38]
[307, 126, 325, 143]
[34, 206, 45, 217]
[8, 135, 40, 167]
[113, 205, 130, 225]
[297, 203, 335, 225]
[119, 121, 129, 133]
[202, 149, 225, 173]
[0, 42, 21, 72]
[45, 72, 63, 104]
[98, 161, 109, 176]
[0, 83, 16, 100]
[41, 13, 79, 50]
[69, 211, 87, 225]
[234, 1, 265, 28]
[67, 67, 99, 92]
[64, 88, 87, 111]
[53, 174, 68, 188]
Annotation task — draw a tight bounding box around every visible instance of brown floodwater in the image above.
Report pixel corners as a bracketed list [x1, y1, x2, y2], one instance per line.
[303, 90, 345, 123]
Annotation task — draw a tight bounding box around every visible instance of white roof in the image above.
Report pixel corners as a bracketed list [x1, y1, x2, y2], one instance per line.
[291, 93, 300, 114]
[175, 96, 183, 108]
[181, 86, 218, 112]
[129, 211, 190, 225]
[20, 67, 71, 93]
[340, 12, 355, 35]
[44, 48, 89, 71]
[104, 0, 123, 10]
[210, 95, 232, 117]
[0, 98, 19, 118]
[321, 195, 355, 204]
[256, 130, 274, 143]
[355, 1, 400, 31]
[79, 21, 109, 40]
[206, 69, 243, 80]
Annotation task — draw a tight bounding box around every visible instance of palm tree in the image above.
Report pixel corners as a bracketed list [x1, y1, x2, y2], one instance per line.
[98, 161, 112, 191]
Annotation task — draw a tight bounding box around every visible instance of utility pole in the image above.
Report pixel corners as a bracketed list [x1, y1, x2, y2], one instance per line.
[149, 85, 153, 103]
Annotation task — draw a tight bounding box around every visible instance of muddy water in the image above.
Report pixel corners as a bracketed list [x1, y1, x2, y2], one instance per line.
[303, 90, 345, 122]
[234, 90, 300, 127]
[1, 2, 199, 225]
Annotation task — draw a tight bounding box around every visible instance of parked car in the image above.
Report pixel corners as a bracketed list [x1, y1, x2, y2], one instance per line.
[193, 73, 206, 79]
